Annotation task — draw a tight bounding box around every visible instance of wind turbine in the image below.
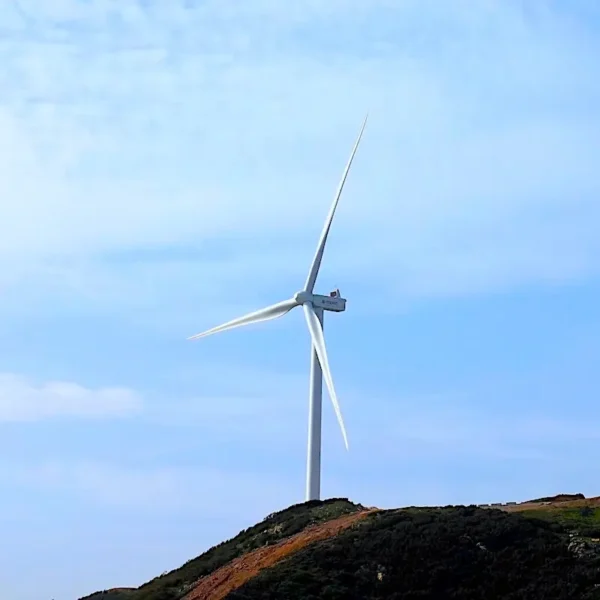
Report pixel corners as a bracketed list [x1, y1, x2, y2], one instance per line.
[188, 116, 368, 501]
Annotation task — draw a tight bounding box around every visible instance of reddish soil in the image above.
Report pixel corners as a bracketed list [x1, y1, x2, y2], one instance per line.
[182, 508, 378, 600]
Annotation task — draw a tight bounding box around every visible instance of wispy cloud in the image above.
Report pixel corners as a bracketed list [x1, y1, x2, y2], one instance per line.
[0, 0, 598, 328]
[1, 458, 295, 514]
[0, 373, 141, 421]
[343, 390, 600, 464]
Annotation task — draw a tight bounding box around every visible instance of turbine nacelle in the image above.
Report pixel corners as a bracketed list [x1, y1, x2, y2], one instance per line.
[294, 290, 347, 313]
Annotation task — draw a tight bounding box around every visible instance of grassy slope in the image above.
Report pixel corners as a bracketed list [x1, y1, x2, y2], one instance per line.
[518, 506, 600, 537]
[80, 498, 364, 600]
[507, 496, 600, 538]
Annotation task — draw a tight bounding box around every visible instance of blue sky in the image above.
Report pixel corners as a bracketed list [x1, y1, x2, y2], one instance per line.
[1, 0, 600, 598]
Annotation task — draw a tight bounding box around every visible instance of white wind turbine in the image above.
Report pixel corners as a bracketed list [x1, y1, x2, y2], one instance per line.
[188, 116, 368, 501]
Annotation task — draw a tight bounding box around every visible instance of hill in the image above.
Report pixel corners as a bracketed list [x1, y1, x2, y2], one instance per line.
[80, 499, 365, 600]
[82, 495, 600, 600]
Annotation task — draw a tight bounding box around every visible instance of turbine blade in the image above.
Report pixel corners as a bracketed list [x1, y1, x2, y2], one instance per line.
[304, 114, 368, 293]
[188, 298, 298, 340]
[303, 303, 349, 450]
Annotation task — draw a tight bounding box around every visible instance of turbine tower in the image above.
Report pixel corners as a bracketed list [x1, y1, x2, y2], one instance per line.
[188, 116, 367, 501]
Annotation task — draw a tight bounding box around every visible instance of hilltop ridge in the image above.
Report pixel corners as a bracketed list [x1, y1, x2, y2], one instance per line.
[83, 494, 600, 600]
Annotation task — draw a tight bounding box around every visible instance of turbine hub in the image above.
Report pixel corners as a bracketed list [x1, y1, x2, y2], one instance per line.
[294, 291, 312, 304]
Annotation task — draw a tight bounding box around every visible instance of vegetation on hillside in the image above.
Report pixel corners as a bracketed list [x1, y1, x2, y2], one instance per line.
[228, 506, 600, 600]
[80, 498, 362, 600]
[519, 505, 600, 538]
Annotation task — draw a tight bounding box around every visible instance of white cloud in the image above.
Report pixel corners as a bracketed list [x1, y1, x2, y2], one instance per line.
[142, 363, 311, 444]
[0, 0, 598, 323]
[359, 399, 600, 460]
[1, 459, 295, 514]
[0, 373, 142, 421]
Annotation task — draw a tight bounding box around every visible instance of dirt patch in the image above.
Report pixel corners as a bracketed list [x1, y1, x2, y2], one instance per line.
[182, 508, 378, 600]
